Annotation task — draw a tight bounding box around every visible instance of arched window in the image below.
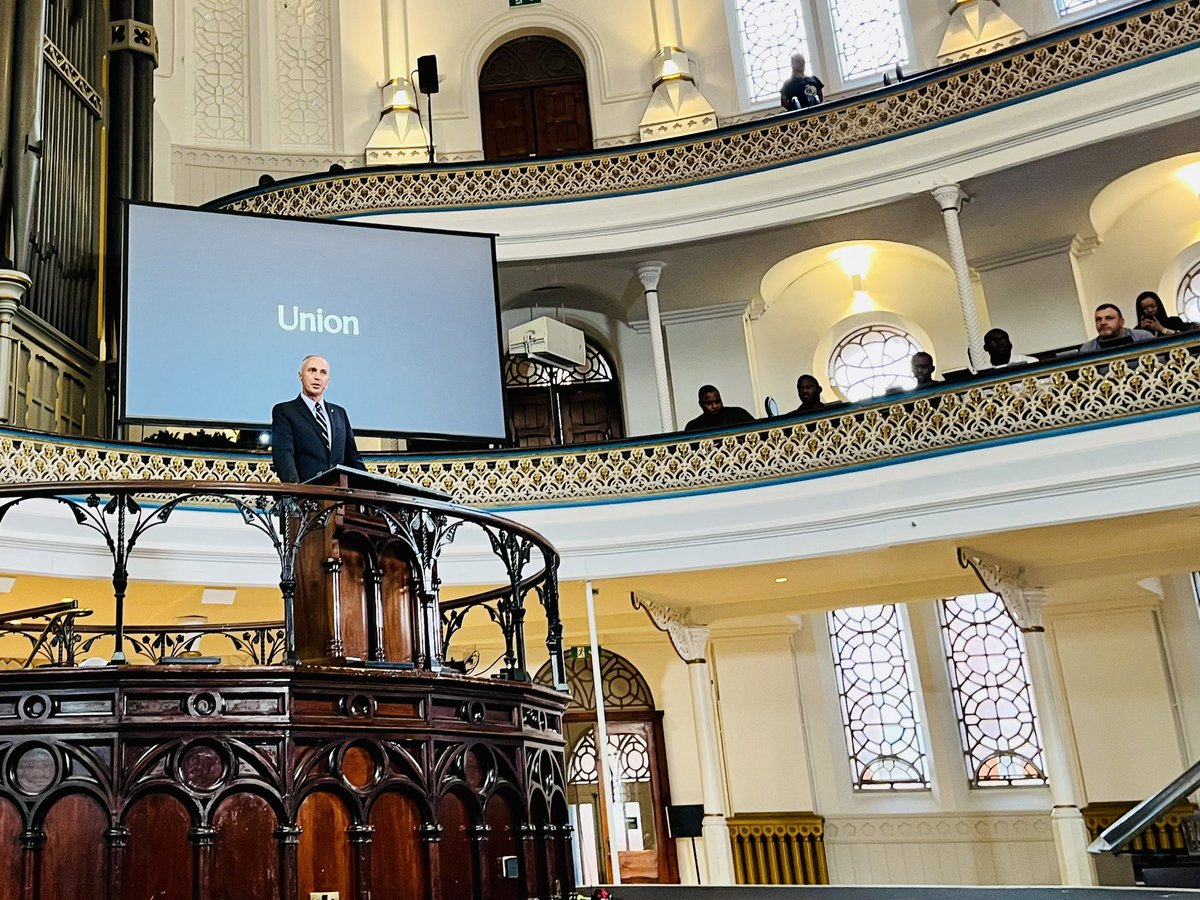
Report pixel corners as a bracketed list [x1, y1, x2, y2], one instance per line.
[730, 0, 911, 105]
[1177, 258, 1200, 324]
[505, 340, 624, 447]
[827, 323, 922, 401]
[938, 593, 1048, 788]
[479, 35, 593, 161]
[827, 604, 929, 790]
[1053, 0, 1119, 15]
[535, 649, 678, 884]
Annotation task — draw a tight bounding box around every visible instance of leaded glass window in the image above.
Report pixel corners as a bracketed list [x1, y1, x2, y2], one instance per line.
[1178, 259, 1200, 324]
[828, 0, 908, 81]
[828, 604, 929, 790]
[1054, 0, 1110, 15]
[938, 594, 1048, 787]
[828, 324, 922, 401]
[732, 0, 812, 103]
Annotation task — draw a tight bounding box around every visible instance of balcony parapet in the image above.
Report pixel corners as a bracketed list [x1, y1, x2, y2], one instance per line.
[211, 0, 1200, 217]
[1, 338, 1199, 508]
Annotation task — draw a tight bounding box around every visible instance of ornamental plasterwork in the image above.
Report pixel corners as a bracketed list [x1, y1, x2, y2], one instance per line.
[957, 547, 1045, 631]
[192, 0, 250, 144]
[631, 593, 709, 663]
[220, 1, 1200, 215]
[0, 341, 1198, 508]
[274, 0, 334, 149]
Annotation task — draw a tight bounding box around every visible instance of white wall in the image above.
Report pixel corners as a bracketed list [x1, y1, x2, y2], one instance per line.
[664, 310, 756, 426]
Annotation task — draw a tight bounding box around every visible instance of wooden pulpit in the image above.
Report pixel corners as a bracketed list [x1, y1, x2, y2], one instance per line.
[292, 466, 450, 666]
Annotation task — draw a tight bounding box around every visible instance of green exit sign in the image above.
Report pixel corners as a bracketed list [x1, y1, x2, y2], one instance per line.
[509, 0, 541, 6]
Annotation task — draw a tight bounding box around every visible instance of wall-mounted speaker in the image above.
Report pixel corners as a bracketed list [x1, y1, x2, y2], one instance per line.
[417, 54, 439, 94]
[666, 804, 704, 839]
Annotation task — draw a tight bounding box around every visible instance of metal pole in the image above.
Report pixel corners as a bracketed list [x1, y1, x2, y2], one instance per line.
[585, 580, 622, 886]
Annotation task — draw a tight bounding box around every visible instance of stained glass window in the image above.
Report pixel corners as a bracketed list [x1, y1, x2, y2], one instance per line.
[1055, 0, 1110, 15]
[939, 593, 1048, 787]
[827, 604, 929, 790]
[828, 0, 908, 81]
[828, 324, 923, 401]
[732, 0, 812, 103]
[1177, 259, 1200, 324]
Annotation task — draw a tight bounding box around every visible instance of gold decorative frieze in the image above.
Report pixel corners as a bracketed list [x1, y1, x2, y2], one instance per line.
[729, 812, 828, 885]
[217, 1, 1200, 216]
[0, 341, 1197, 507]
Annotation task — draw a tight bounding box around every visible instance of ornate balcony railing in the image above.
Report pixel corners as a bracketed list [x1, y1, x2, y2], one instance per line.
[0, 481, 564, 684]
[208, 0, 1200, 216]
[0, 336, 1197, 508]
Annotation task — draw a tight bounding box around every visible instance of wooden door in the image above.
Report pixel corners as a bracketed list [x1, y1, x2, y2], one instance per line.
[509, 388, 556, 447]
[481, 89, 537, 160]
[561, 386, 620, 444]
[535, 82, 592, 155]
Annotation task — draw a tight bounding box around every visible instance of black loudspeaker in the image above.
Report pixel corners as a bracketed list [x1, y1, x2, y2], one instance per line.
[666, 804, 704, 839]
[417, 54, 439, 94]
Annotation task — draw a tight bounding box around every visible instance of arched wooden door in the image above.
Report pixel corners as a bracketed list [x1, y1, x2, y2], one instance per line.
[480, 36, 593, 161]
[505, 340, 624, 448]
[535, 649, 679, 884]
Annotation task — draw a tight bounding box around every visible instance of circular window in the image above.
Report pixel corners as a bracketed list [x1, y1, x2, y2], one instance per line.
[828, 324, 923, 401]
[1177, 258, 1200, 324]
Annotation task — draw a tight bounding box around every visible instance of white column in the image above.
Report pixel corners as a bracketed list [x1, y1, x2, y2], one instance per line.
[686, 652, 736, 885]
[932, 184, 987, 370]
[0, 269, 32, 425]
[636, 262, 676, 432]
[364, 0, 430, 165]
[1020, 589, 1097, 886]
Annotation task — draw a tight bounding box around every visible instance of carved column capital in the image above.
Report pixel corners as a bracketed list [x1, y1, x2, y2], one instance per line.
[631, 592, 708, 662]
[957, 547, 1045, 631]
[932, 183, 967, 213]
[635, 261, 666, 293]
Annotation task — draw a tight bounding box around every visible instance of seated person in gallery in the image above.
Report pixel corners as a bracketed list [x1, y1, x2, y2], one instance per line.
[911, 351, 940, 388]
[684, 385, 756, 432]
[1135, 291, 1195, 337]
[1078, 303, 1156, 353]
[783, 374, 830, 416]
[271, 354, 366, 482]
[780, 53, 825, 111]
[980, 328, 1038, 369]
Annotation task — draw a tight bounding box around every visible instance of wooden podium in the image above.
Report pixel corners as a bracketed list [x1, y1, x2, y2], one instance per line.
[292, 466, 450, 666]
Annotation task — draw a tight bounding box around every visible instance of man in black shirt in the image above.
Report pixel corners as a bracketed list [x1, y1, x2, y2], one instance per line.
[684, 385, 756, 432]
[780, 53, 824, 111]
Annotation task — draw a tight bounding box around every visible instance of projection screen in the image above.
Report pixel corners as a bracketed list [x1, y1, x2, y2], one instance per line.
[122, 202, 508, 440]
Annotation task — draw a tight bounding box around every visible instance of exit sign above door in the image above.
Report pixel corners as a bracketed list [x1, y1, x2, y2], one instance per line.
[509, 0, 541, 6]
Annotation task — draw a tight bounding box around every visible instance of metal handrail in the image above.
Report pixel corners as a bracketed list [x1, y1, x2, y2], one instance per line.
[1088, 758, 1200, 854]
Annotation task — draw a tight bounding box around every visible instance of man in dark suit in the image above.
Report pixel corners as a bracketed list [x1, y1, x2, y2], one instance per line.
[271, 354, 366, 482]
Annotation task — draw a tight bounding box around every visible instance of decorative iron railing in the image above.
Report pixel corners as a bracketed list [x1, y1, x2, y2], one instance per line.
[0, 481, 565, 685]
[0, 335, 1197, 508]
[210, 0, 1200, 216]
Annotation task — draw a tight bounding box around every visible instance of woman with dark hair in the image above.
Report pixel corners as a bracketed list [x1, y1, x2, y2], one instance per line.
[1135, 291, 1194, 336]
[784, 374, 829, 416]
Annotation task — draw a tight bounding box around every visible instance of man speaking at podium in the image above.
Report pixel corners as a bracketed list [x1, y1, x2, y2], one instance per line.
[271, 354, 366, 482]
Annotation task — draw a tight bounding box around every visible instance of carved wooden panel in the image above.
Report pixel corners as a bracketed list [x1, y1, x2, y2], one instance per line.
[371, 791, 427, 900]
[438, 791, 475, 898]
[41, 794, 106, 900]
[123, 793, 194, 900]
[211, 793, 280, 899]
[297, 791, 353, 899]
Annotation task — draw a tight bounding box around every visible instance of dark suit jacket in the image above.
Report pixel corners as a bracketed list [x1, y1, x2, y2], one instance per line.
[271, 395, 366, 483]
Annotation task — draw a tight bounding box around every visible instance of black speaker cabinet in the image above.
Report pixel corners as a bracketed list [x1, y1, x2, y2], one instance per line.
[417, 54, 439, 94]
[666, 803, 704, 839]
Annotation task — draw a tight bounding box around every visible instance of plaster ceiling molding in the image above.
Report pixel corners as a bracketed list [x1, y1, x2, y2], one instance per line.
[1088, 152, 1200, 242]
[630, 592, 709, 663]
[938, 0, 1030, 66]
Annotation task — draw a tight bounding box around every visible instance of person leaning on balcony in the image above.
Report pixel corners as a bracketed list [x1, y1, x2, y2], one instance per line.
[911, 352, 940, 388]
[1135, 291, 1196, 337]
[780, 52, 825, 111]
[783, 374, 829, 416]
[980, 328, 1038, 369]
[684, 385, 756, 432]
[1078, 303, 1157, 353]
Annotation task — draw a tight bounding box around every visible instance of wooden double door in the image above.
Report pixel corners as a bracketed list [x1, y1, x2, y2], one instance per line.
[482, 81, 592, 160]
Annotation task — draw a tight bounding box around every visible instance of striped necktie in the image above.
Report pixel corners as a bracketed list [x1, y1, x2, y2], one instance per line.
[313, 402, 330, 449]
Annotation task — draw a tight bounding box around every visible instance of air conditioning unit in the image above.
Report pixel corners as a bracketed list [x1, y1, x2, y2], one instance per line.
[507, 316, 586, 369]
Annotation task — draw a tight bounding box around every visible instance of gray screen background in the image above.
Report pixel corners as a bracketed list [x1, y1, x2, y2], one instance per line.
[123, 204, 507, 438]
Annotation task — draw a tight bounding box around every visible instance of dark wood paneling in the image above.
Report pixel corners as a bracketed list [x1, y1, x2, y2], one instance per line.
[379, 551, 415, 664]
[338, 538, 370, 661]
[437, 792, 475, 900]
[484, 792, 523, 900]
[123, 793, 194, 900]
[0, 798, 19, 899]
[211, 794, 279, 900]
[536, 82, 592, 155]
[297, 791, 352, 900]
[481, 90, 536, 161]
[42, 794, 108, 900]
[370, 791, 427, 900]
